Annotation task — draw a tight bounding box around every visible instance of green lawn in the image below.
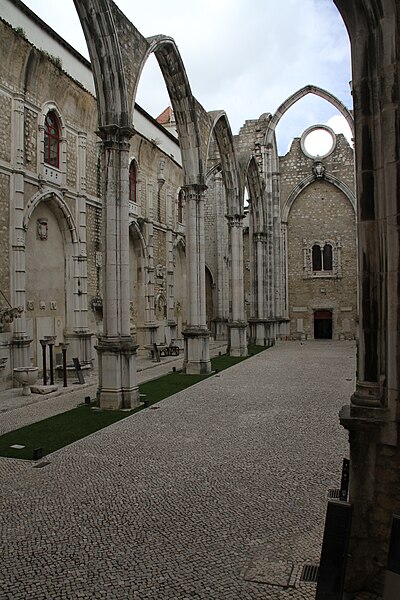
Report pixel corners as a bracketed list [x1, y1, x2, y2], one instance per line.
[0, 345, 267, 460]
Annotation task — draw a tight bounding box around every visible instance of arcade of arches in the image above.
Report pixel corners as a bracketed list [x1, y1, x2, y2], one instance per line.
[0, 0, 399, 595]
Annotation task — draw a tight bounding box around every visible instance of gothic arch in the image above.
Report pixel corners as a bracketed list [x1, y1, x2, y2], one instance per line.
[282, 174, 356, 223]
[129, 220, 148, 263]
[264, 85, 354, 148]
[72, 0, 130, 128]
[23, 189, 78, 245]
[206, 111, 241, 215]
[244, 155, 265, 232]
[137, 35, 204, 185]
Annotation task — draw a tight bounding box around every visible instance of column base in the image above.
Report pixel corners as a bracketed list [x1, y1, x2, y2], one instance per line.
[137, 323, 159, 349]
[350, 381, 384, 418]
[10, 336, 32, 370]
[183, 327, 211, 374]
[248, 318, 269, 346]
[95, 337, 139, 410]
[65, 331, 93, 367]
[339, 404, 396, 596]
[212, 318, 229, 341]
[227, 321, 248, 357]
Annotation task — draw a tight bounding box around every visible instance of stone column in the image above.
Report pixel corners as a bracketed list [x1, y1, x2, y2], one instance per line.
[10, 94, 31, 368]
[166, 197, 177, 342]
[213, 173, 229, 340]
[140, 179, 158, 348]
[143, 229, 158, 347]
[249, 232, 268, 346]
[182, 184, 211, 374]
[227, 215, 247, 357]
[95, 125, 139, 409]
[335, 7, 400, 594]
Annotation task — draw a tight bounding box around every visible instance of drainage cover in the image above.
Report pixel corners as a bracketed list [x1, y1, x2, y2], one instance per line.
[300, 563, 319, 583]
[33, 461, 50, 469]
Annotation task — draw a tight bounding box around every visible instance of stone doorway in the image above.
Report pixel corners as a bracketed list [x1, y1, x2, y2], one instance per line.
[314, 310, 332, 339]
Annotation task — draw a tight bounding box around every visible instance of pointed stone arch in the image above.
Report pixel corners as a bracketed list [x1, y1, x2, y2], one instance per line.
[129, 220, 148, 263]
[139, 35, 204, 185]
[244, 155, 265, 232]
[264, 85, 354, 148]
[23, 189, 78, 245]
[206, 110, 241, 215]
[73, 0, 130, 127]
[282, 173, 356, 223]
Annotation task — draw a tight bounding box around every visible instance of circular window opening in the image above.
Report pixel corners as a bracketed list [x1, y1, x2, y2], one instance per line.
[301, 125, 336, 159]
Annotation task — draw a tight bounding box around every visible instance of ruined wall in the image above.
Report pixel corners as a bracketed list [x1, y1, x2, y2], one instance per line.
[281, 135, 356, 339]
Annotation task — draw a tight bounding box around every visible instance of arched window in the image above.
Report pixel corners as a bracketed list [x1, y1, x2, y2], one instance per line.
[323, 243, 333, 271]
[312, 243, 333, 271]
[312, 244, 322, 271]
[129, 160, 138, 203]
[44, 111, 61, 168]
[178, 189, 184, 224]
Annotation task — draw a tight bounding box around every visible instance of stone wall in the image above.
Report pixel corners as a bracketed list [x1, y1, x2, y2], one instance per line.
[0, 173, 10, 301]
[66, 130, 77, 189]
[281, 135, 357, 340]
[24, 107, 37, 171]
[0, 93, 11, 163]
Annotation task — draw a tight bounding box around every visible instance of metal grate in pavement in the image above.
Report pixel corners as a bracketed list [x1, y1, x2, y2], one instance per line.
[300, 563, 319, 583]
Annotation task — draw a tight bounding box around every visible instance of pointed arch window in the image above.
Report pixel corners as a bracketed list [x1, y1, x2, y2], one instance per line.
[129, 160, 138, 203]
[178, 189, 184, 224]
[44, 111, 61, 168]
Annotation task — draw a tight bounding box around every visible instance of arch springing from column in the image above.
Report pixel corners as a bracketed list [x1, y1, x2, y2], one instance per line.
[138, 35, 204, 185]
[206, 110, 241, 215]
[73, 0, 130, 128]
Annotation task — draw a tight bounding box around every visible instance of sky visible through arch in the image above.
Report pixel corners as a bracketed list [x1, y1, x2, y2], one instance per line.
[21, 0, 352, 155]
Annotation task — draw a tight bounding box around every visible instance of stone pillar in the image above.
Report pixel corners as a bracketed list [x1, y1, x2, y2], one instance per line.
[166, 217, 177, 342]
[142, 218, 158, 348]
[335, 5, 400, 594]
[95, 125, 139, 409]
[182, 184, 211, 374]
[213, 173, 229, 340]
[249, 232, 268, 346]
[10, 94, 31, 368]
[227, 215, 247, 357]
[75, 132, 92, 362]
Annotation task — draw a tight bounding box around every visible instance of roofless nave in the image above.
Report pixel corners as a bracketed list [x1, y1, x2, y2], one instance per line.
[0, 0, 399, 596]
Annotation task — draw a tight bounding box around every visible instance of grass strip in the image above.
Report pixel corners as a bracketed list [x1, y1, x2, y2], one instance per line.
[0, 345, 267, 460]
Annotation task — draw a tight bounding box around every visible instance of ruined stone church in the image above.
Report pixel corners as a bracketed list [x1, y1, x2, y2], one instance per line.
[0, 0, 399, 596]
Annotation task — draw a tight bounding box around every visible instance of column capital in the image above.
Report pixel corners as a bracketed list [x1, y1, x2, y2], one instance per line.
[182, 184, 208, 200]
[226, 213, 245, 228]
[96, 124, 135, 149]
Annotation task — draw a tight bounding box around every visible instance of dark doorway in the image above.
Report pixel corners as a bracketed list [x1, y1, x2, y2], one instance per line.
[314, 310, 333, 339]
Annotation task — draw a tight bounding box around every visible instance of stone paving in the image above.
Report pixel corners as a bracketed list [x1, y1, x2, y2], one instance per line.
[0, 340, 374, 599]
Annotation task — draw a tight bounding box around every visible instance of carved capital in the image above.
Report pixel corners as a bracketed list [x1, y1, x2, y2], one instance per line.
[182, 184, 208, 202]
[96, 124, 135, 150]
[226, 214, 245, 228]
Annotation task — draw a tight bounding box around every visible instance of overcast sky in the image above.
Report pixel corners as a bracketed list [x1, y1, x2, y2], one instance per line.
[21, 0, 352, 154]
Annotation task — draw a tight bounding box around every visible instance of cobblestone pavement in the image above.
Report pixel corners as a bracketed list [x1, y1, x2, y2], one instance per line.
[0, 343, 227, 436]
[0, 341, 370, 600]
